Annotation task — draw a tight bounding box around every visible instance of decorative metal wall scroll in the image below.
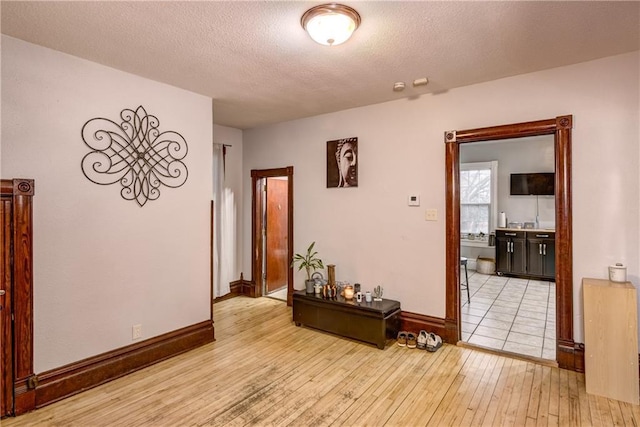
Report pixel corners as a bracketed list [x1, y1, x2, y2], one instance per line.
[81, 105, 188, 207]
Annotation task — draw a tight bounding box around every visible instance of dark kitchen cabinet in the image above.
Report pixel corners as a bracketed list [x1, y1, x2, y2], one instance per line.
[526, 232, 555, 280]
[495, 229, 556, 280]
[495, 230, 526, 276]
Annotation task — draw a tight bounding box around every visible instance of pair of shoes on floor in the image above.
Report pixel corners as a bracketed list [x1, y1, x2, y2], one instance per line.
[396, 331, 418, 348]
[416, 330, 443, 352]
[417, 330, 428, 349]
[426, 331, 443, 352]
[397, 331, 407, 347]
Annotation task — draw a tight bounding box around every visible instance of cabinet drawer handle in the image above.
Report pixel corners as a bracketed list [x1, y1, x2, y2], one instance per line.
[505, 233, 517, 236]
[536, 234, 549, 238]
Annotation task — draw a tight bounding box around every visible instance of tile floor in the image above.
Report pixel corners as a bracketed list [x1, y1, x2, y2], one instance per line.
[460, 270, 556, 360]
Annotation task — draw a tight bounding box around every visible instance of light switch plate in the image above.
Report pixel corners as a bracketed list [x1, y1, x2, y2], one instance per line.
[425, 209, 437, 221]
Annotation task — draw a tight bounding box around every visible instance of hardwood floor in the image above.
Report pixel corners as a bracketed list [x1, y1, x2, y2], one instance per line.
[3, 296, 639, 426]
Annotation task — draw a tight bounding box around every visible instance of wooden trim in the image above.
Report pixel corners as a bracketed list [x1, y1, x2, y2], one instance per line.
[554, 118, 574, 369]
[214, 201, 216, 320]
[453, 118, 559, 143]
[250, 167, 294, 305]
[35, 320, 214, 409]
[444, 141, 460, 345]
[286, 167, 294, 306]
[399, 311, 446, 341]
[252, 172, 263, 298]
[214, 283, 241, 303]
[574, 342, 585, 373]
[9, 179, 35, 383]
[14, 380, 35, 416]
[0, 197, 13, 417]
[556, 340, 585, 373]
[213, 274, 256, 302]
[444, 116, 577, 370]
[1, 179, 36, 416]
[241, 280, 257, 298]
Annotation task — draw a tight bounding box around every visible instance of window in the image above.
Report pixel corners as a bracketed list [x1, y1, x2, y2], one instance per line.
[460, 161, 498, 235]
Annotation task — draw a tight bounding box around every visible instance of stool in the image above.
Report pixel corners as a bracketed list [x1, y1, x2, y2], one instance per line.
[460, 257, 470, 304]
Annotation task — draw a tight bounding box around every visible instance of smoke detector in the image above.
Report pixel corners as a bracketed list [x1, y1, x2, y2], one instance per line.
[393, 82, 406, 92]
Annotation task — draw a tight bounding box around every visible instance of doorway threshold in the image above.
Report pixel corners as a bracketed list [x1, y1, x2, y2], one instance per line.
[457, 341, 559, 368]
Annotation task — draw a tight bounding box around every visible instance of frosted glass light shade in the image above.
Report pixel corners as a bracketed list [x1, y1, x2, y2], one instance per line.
[301, 4, 361, 46]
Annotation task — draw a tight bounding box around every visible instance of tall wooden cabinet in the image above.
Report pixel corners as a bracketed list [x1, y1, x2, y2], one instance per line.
[583, 278, 639, 405]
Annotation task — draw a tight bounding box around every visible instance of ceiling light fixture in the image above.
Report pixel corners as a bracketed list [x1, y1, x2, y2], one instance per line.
[301, 3, 361, 46]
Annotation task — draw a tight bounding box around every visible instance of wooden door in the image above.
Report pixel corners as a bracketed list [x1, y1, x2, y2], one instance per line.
[251, 167, 294, 303]
[265, 178, 289, 293]
[0, 198, 12, 416]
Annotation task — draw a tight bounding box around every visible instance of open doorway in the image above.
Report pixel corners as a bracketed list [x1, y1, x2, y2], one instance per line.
[459, 136, 557, 361]
[251, 167, 294, 305]
[263, 177, 288, 300]
[444, 116, 579, 371]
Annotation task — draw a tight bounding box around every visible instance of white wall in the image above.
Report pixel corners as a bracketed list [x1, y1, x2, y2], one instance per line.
[1, 36, 213, 372]
[243, 51, 640, 343]
[461, 135, 556, 227]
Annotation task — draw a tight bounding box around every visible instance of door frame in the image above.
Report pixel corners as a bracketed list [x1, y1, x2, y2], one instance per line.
[444, 116, 579, 370]
[0, 179, 36, 416]
[251, 167, 294, 305]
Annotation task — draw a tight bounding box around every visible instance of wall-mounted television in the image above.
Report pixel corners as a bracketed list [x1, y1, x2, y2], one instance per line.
[510, 173, 555, 195]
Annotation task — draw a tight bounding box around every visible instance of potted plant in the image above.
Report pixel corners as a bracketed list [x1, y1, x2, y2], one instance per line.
[291, 241, 324, 293]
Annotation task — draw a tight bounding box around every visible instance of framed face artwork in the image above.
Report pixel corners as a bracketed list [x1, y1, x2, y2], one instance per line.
[327, 137, 358, 188]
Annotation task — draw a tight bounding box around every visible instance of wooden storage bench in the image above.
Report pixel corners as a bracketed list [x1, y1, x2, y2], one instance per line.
[292, 290, 401, 349]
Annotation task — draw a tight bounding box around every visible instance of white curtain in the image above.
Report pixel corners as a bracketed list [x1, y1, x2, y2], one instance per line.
[212, 144, 235, 298]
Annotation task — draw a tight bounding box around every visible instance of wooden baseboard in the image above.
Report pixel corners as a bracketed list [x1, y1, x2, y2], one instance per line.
[214, 281, 243, 303]
[399, 311, 446, 341]
[557, 338, 585, 372]
[574, 342, 585, 373]
[34, 320, 214, 409]
[241, 280, 256, 297]
[215, 275, 256, 303]
[13, 380, 35, 416]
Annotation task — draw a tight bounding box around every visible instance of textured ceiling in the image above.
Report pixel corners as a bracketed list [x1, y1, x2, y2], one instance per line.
[2, 1, 639, 130]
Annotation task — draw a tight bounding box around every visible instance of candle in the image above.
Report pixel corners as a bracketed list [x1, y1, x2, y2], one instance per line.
[343, 285, 354, 300]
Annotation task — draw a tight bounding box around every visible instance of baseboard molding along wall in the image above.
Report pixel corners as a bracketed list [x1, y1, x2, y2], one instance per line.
[34, 320, 214, 409]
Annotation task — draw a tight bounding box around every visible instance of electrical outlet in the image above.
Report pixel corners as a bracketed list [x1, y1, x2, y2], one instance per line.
[425, 209, 438, 221]
[132, 324, 142, 340]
